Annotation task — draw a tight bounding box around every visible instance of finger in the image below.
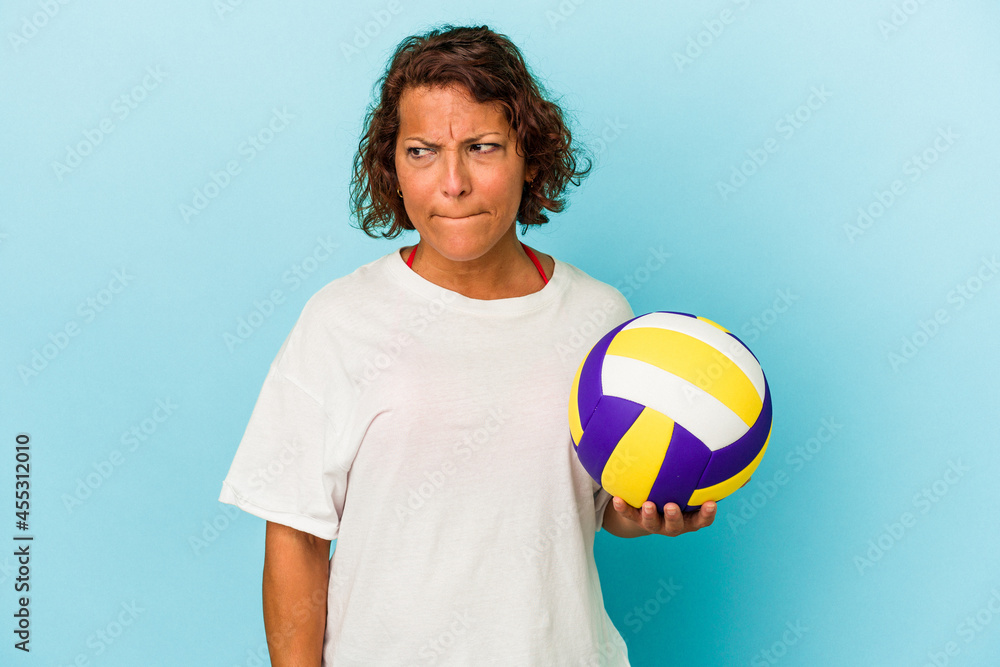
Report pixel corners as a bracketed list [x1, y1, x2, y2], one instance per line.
[612, 497, 644, 526]
[639, 501, 662, 533]
[661, 502, 686, 536]
[688, 501, 717, 531]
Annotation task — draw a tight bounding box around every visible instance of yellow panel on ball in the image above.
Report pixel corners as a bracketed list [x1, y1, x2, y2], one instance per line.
[606, 327, 763, 427]
[601, 407, 674, 508]
[568, 357, 585, 445]
[696, 315, 731, 333]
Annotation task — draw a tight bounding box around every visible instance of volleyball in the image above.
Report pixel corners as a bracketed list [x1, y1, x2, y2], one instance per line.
[568, 311, 772, 512]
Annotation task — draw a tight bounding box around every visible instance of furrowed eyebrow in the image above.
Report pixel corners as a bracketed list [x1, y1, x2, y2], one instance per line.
[402, 132, 503, 149]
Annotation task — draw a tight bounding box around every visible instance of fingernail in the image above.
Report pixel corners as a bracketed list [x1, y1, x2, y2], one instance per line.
[666, 506, 678, 516]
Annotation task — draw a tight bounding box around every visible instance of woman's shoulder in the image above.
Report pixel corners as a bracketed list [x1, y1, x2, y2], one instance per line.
[296, 251, 396, 319]
[550, 254, 633, 314]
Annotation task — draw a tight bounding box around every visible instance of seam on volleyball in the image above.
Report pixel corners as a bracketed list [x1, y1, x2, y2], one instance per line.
[689, 448, 715, 509]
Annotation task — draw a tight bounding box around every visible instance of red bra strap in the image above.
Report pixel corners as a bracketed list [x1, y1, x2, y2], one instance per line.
[406, 242, 548, 285]
[520, 242, 548, 285]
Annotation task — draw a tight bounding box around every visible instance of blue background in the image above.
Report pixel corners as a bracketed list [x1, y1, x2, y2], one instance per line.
[2, 1, 998, 665]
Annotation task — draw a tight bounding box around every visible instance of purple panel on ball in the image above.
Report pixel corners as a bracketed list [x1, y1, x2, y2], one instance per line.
[697, 380, 772, 487]
[646, 421, 712, 512]
[576, 395, 646, 484]
[575, 317, 635, 430]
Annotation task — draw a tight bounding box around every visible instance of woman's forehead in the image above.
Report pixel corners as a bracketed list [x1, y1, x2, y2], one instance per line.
[398, 84, 509, 133]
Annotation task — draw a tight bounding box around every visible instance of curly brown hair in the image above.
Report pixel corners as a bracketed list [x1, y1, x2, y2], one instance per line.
[349, 24, 592, 239]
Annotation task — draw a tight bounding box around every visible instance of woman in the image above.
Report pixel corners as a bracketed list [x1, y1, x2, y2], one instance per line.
[220, 24, 716, 666]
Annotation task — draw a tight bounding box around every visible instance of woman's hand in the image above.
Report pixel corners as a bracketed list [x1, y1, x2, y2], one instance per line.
[608, 497, 717, 538]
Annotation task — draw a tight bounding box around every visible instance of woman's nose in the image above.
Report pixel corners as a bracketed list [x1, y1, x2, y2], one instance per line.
[439, 151, 471, 197]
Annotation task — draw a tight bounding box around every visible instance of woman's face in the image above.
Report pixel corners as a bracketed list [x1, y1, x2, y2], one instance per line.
[394, 83, 535, 262]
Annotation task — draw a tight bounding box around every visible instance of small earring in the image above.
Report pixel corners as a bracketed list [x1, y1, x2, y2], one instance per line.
[397, 188, 403, 198]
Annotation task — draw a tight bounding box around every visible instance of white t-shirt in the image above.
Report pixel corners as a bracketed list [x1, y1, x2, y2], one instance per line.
[219, 246, 635, 666]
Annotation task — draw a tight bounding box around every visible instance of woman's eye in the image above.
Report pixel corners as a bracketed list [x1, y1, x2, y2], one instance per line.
[407, 144, 497, 157]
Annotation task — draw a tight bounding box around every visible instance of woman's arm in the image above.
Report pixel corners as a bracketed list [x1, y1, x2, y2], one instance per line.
[263, 521, 331, 667]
